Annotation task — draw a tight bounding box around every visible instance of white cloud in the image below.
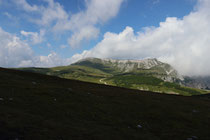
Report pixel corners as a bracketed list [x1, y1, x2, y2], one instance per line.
[17, 52, 70, 68]
[13, 0, 124, 47]
[21, 29, 45, 45]
[60, 45, 67, 49]
[35, 0, 68, 26]
[153, 0, 160, 5]
[0, 27, 34, 67]
[70, 0, 210, 76]
[67, 26, 99, 47]
[0, 27, 70, 68]
[47, 43, 52, 48]
[3, 12, 13, 19]
[53, 0, 124, 47]
[14, 0, 39, 12]
[14, 0, 68, 26]
[28, 52, 70, 67]
[53, 0, 124, 31]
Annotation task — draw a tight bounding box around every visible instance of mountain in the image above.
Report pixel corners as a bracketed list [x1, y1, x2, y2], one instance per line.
[1, 67, 210, 139]
[18, 57, 207, 96]
[74, 57, 183, 82]
[183, 76, 210, 90]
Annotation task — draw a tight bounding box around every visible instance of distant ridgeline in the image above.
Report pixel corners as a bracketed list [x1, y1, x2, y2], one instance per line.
[74, 57, 184, 82]
[18, 57, 209, 96]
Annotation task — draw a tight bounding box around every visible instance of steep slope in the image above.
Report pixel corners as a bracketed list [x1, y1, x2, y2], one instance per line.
[1, 67, 210, 140]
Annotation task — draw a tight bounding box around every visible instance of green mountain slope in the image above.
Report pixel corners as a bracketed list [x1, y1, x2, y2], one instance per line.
[1, 67, 210, 140]
[18, 57, 207, 96]
[105, 73, 205, 96]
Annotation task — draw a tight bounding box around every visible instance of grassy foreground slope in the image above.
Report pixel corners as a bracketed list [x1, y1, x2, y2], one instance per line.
[0, 67, 210, 140]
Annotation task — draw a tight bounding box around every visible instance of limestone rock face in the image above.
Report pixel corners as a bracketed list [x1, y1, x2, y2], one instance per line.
[74, 57, 184, 83]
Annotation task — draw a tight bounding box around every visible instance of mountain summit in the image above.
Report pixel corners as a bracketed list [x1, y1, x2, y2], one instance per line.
[76, 57, 162, 71]
[73, 57, 183, 82]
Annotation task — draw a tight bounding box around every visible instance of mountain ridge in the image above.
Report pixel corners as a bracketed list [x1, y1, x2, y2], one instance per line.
[17, 57, 207, 96]
[74, 57, 210, 90]
[73, 57, 183, 82]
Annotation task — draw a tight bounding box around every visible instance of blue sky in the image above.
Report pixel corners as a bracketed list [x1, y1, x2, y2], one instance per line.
[0, 0, 195, 57]
[0, 0, 210, 76]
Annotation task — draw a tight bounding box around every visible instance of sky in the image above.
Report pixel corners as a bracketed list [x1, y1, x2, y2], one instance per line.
[0, 0, 210, 76]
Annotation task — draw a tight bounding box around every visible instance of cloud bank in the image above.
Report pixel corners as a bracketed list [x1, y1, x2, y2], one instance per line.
[54, 0, 124, 47]
[0, 27, 69, 68]
[21, 29, 45, 45]
[70, 0, 210, 76]
[0, 27, 33, 67]
[13, 0, 124, 47]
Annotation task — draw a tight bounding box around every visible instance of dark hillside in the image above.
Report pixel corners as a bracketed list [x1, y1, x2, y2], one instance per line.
[0, 68, 210, 140]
